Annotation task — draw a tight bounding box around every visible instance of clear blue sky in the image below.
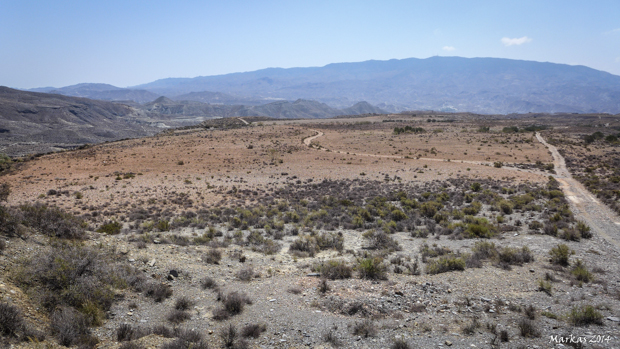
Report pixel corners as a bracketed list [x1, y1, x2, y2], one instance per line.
[2, 0, 619, 89]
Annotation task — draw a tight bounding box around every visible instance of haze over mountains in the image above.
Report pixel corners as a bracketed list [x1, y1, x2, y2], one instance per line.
[27, 57, 620, 115]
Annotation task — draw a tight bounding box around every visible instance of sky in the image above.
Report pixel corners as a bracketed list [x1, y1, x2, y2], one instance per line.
[1, 0, 619, 89]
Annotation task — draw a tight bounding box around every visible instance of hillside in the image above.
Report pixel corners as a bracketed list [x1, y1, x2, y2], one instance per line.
[140, 97, 385, 119]
[0, 87, 166, 156]
[133, 57, 620, 114]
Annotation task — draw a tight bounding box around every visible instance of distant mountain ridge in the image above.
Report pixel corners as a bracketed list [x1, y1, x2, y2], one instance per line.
[132, 57, 620, 114]
[0, 87, 181, 156]
[29, 83, 160, 104]
[140, 97, 385, 119]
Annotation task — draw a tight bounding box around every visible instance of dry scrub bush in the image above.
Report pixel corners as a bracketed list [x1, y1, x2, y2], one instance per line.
[314, 259, 352, 279]
[241, 323, 266, 338]
[0, 302, 22, 337]
[351, 319, 377, 338]
[569, 305, 603, 326]
[19, 202, 85, 239]
[14, 242, 137, 320]
[426, 255, 466, 275]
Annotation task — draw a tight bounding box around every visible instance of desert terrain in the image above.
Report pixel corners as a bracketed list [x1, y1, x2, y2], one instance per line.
[1, 113, 620, 349]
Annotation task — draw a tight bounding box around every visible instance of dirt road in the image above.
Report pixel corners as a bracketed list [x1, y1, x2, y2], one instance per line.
[536, 132, 620, 248]
[304, 129, 620, 246]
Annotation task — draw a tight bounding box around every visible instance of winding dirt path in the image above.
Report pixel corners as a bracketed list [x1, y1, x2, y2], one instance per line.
[303, 129, 620, 246]
[237, 117, 249, 125]
[536, 132, 620, 248]
[303, 130, 542, 173]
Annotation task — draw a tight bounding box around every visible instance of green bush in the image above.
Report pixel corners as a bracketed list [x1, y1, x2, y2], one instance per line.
[96, 221, 122, 235]
[314, 260, 352, 280]
[549, 244, 573, 266]
[571, 259, 593, 283]
[356, 257, 388, 280]
[426, 255, 466, 274]
[420, 201, 442, 218]
[569, 305, 603, 326]
[497, 200, 513, 214]
[498, 247, 534, 266]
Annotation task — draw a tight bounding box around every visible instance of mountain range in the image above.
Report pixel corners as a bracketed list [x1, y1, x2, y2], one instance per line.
[24, 56, 620, 114]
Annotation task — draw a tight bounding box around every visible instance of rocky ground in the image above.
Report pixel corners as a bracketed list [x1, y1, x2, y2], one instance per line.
[1, 114, 620, 349]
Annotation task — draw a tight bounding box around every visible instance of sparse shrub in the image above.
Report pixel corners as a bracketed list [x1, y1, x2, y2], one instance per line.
[220, 324, 237, 348]
[96, 221, 122, 235]
[363, 230, 401, 251]
[145, 282, 173, 302]
[524, 305, 537, 320]
[356, 257, 388, 280]
[236, 266, 254, 281]
[323, 326, 341, 347]
[214, 291, 252, 321]
[426, 255, 466, 275]
[352, 319, 376, 338]
[0, 302, 22, 337]
[50, 307, 94, 347]
[14, 242, 136, 321]
[119, 343, 144, 349]
[462, 317, 479, 335]
[175, 297, 195, 311]
[576, 221, 592, 239]
[315, 259, 352, 279]
[318, 278, 330, 294]
[549, 243, 574, 266]
[116, 323, 134, 342]
[497, 246, 534, 266]
[241, 323, 266, 338]
[202, 248, 222, 264]
[19, 203, 85, 239]
[571, 259, 593, 283]
[498, 200, 513, 214]
[152, 325, 174, 338]
[155, 219, 170, 232]
[517, 318, 540, 338]
[538, 279, 552, 296]
[200, 277, 217, 290]
[569, 305, 603, 326]
[391, 338, 411, 349]
[167, 309, 191, 324]
[289, 235, 319, 257]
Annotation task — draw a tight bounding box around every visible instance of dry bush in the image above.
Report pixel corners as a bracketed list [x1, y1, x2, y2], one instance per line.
[213, 291, 252, 321]
[363, 230, 401, 251]
[50, 307, 97, 347]
[202, 248, 222, 264]
[14, 242, 139, 325]
[152, 325, 174, 338]
[200, 277, 218, 290]
[19, 203, 85, 239]
[175, 297, 195, 311]
[167, 309, 191, 324]
[145, 282, 173, 302]
[517, 318, 540, 338]
[0, 302, 22, 337]
[220, 324, 237, 348]
[236, 266, 254, 281]
[314, 260, 352, 279]
[241, 323, 266, 338]
[391, 338, 411, 349]
[351, 319, 377, 338]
